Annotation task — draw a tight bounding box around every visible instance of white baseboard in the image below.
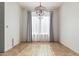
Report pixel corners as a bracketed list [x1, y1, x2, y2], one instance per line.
[60, 40, 79, 54]
[4, 41, 20, 52]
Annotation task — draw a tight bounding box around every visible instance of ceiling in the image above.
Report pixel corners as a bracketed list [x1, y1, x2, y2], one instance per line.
[19, 2, 62, 11]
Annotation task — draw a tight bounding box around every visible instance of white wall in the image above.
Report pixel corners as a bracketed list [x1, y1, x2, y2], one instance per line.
[20, 8, 28, 41]
[5, 2, 21, 51]
[59, 2, 79, 54]
[53, 9, 59, 41]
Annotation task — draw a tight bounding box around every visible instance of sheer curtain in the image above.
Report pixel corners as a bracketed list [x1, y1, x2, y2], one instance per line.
[32, 12, 50, 41]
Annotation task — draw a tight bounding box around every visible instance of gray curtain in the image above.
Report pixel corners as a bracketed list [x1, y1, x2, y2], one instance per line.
[50, 12, 54, 42]
[27, 11, 32, 42]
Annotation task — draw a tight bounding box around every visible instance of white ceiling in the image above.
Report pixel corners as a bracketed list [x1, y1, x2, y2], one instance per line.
[19, 2, 62, 11]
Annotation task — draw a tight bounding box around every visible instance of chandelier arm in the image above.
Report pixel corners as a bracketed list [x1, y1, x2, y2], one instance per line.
[40, 2, 41, 7]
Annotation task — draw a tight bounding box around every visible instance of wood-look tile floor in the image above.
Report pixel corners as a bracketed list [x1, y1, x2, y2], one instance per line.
[0, 42, 79, 56]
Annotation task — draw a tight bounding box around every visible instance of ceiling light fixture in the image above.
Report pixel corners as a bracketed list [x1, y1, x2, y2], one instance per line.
[34, 2, 47, 17]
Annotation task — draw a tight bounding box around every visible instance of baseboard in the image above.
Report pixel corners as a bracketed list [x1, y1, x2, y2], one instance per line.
[21, 41, 26, 43]
[4, 42, 20, 52]
[60, 40, 79, 54]
[21, 41, 59, 43]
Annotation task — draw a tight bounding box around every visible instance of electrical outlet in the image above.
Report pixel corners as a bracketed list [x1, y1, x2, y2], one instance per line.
[6, 25, 8, 28]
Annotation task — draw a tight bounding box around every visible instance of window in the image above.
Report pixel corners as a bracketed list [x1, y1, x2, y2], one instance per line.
[32, 12, 50, 41]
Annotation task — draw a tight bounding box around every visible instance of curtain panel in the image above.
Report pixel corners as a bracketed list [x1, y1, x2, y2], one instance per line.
[50, 11, 54, 42]
[27, 11, 32, 42]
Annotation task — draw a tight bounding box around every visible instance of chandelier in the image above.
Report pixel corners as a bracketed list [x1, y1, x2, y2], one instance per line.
[34, 2, 47, 17]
